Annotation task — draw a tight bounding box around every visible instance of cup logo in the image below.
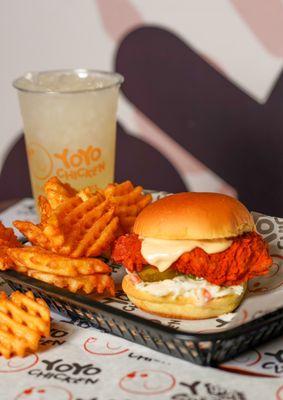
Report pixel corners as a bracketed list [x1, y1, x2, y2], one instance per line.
[54, 145, 104, 180]
[27, 143, 53, 180]
[26, 143, 105, 184]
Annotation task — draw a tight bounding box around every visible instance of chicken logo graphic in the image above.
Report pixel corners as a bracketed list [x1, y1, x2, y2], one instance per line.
[0, 354, 38, 373]
[119, 369, 176, 395]
[276, 386, 283, 399]
[83, 336, 129, 356]
[15, 385, 72, 400]
[248, 261, 282, 293]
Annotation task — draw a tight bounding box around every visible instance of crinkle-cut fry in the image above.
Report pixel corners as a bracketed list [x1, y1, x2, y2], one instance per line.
[0, 221, 21, 247]
[42, 213, 65, 250]
[119, 216, 136, 231]
[37, 194, 117, 257]
[0, 289, 51, 358]
[55, 196, 82, 219]
[103, 182, 152, 231]
[71, 207, 115, 257]
[26, 270, 115, 296]
[42, 197, 82, 249]
[104, 181, 133, 197]
[0, 290, 50, 359]
[77, 186, 101, 202]
[86, 216, 119, 257]
[38, 196, 52, 225]
[63, 194, 105, 227]
[45, 195, 107, 256]
[44, 176, 77, 209]
[60, 200, 110, 256]
[0, 291, 50, 337]
[7, 247, 111, 277]
[0, 222, 22, 270]
[133, 193, 152, 213]
[0, 247, 16, 271]
[0, 327, 38, 358]
[115, 192, 152, 214]
[109, 186, 143, 206]
[10, 291, 50, 336]
[116, 193, 152, 232]
[0, 310, 38, 346]
[10, 264, 27, 274]
[13, 220, 51, 250]
[116, 204, 140, 217]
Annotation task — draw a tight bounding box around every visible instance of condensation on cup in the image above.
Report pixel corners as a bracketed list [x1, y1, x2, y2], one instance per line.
[13, 69, 124, 200]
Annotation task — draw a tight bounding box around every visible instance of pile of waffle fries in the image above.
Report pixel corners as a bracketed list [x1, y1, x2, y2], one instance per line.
[0, 177, 152, 296]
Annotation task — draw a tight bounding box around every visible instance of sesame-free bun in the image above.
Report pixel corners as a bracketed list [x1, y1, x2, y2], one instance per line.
[134, 192, 254, 240]
[122, 275, 246, 319]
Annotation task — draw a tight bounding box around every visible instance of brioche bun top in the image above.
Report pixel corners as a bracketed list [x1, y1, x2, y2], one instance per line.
[133, 192, 254, 240]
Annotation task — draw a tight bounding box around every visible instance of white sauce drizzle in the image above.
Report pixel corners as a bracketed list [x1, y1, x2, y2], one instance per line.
[141, 237, 232, 272]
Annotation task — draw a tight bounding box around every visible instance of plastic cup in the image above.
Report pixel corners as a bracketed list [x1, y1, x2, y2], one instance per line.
[13, 69, 124, 200]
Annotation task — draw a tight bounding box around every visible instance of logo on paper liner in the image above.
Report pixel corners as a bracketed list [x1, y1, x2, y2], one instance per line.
[84, 336, 129, 356]
[15, 385, 72, 400]
[119, 369, 176, 395]
[0, 354, 39, 373]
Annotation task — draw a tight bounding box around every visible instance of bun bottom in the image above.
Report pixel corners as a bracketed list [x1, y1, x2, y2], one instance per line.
[122, 275, 246, 320]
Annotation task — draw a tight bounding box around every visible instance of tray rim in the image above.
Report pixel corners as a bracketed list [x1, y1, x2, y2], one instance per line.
[1, 269, 283, 343]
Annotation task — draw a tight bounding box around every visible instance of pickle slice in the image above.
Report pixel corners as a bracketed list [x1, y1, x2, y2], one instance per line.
[138, 266, 179, 282]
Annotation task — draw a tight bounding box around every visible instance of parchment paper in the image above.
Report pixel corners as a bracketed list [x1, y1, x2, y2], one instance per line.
[1, 198, 283, 391]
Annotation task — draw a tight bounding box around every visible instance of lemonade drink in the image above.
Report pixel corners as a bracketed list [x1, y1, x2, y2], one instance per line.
[13, 69, 123, 200]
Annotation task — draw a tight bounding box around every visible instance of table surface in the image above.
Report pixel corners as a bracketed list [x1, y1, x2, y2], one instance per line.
[0, 199, 282, 400]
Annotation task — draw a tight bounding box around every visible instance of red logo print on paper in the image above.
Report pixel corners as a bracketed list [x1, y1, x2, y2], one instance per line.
[228, 350, 261, 367]
[276, 385, 283, 400]
[15, 385, 72, 400]
[248, 261, 282, 293]
[0, 354, 39, 373]
[119, 369, 176, 395]
[83, 336, 129, 356]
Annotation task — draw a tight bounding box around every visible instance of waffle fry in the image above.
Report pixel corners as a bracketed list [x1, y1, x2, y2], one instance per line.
[14, 178, 150, 256]
[0, 291, 50, 358]
[26, 270, 115, 295]
[104, 181, 152, 233]
[7, 247, 111, 277]
[68, 205, 118, 257]
[0, 247, 15, 271]
[44, 176, 77, 209]
[77, 186, 97, 201]
[0, 291, 50, 337]
[0, 221, 21, 270]
[0, 320, 39, 358]
[14, 194, 116, 257]
[13, 221, 51, 250]
[0, 222, 20, 248]
[61, 194, 105, 227]
[104, 180, 133, 197]
[85, 216, 119, 257]
[43, 196, 119, 257]
[43, 196, 82, 250]
[38, 195, 52, 225]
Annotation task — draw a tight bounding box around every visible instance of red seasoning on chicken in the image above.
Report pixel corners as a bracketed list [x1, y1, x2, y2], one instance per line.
[112, 193, 272, 319]
[113, 231, 271, 286]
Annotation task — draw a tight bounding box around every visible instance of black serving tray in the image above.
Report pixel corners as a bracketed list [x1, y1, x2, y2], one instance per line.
[1, 269, 283, 366]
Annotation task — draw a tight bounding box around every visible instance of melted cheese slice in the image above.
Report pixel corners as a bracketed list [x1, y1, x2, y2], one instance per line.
[141, 237, 233, 272]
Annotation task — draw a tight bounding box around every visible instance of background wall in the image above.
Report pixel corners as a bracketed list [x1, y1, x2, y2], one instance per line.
[1, 0, 283, 215]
